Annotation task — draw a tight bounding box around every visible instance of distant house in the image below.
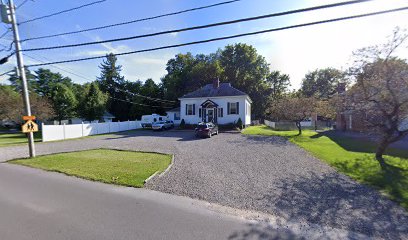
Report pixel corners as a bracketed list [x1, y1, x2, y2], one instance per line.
[61, 111, 116, 125]
[166, 107, 181, 124]
[174, 79, 251, 126]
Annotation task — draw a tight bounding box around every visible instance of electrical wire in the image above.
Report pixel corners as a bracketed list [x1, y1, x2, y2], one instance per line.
[20, 0, 242, 42]
[0, 29, 11, 39]
[25, 6, 408, 67]
[24, 54, 176, 104]
[16, 0, 32, 9]
[18, 0, 107, 25]
[0, 69, 14, 77]
[113, 86, 176, 103]
[22, 0, 373, 50]
[109, 96, 173, 109]
[23, 53, 96, 81]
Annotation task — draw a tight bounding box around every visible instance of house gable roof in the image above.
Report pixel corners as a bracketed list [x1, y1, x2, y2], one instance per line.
[166, 107, 180, 113]
[180, 83, 248, 99]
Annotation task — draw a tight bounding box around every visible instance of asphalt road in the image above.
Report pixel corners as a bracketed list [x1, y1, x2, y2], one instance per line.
[0, 163, 256, 240]
[1, 130, 407, 239]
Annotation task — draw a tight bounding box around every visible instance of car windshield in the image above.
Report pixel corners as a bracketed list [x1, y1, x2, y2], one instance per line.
[197, 124, 208, 129]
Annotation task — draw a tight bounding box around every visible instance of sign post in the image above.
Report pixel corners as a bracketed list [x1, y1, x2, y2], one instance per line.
[5, 0, 36, 157]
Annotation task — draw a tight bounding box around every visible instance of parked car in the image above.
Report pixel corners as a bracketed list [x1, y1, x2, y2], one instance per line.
[141, 114, 167, 128]
[195, 122, 218, 138]
[152, 121, 172, 131]
[166, 120, 174, 129]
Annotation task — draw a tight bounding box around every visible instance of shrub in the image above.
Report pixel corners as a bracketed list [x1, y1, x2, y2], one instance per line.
[236, 118, 243, 129]
[179, 119, 186, 129]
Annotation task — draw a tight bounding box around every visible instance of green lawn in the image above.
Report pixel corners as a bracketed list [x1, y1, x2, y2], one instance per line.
[9, 149, 172, 188]
[242, 125, 408, 209]
[0, 132, 41, 147]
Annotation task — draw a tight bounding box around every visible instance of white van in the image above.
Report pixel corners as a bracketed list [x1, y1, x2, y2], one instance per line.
[141, 114, 168, 128]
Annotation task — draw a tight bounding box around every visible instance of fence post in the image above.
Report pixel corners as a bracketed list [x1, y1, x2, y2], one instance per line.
[41, 122, 45, 142]
[81, 122, 84, 137]
[63, 123, 66, 140]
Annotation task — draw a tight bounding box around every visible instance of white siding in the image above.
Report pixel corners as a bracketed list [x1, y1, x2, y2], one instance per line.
[179, 96, 251, 125]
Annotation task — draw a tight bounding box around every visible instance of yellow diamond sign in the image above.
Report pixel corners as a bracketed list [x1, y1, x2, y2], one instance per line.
[22, 120, 38, 133]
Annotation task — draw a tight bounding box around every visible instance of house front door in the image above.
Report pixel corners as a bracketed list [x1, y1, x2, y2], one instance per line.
[207, 109, 214, 122]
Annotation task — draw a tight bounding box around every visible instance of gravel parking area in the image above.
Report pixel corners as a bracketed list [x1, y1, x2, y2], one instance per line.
[1, 130, 407, 239]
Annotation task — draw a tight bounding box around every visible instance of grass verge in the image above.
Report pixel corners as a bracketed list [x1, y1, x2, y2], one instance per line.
[9, 149, 172, 188]
[242, 125, 408, 209]
[0, 132, 41, 147]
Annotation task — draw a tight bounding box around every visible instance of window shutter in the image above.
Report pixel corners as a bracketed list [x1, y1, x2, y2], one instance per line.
[199, 108, 202, 118]
[221, 108, 223, 117]
[193, 104, 196, 115]
[185, 104, 188, 115]
[236, 102, 239, 114]
[227, 103, 230, 115]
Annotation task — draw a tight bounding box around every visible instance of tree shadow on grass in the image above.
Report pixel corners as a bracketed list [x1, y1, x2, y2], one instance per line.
[311, 130, 408, 158]
[255, 172, 408, 239]
[332, 157, 408, 209]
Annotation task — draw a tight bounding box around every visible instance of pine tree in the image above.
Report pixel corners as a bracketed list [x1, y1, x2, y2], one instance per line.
[97, 53, 129, 120]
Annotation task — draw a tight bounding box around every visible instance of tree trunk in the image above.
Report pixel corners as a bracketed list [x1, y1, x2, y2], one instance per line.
[295, 121, 302, 135]
[376, 136, 391, 170]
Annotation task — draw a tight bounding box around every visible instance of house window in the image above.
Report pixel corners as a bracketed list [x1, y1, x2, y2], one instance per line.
[228, 102, 239, 115]
[218, 108, 223, 117]
[174, 113, 180, 120]
[186, 104, 195, 115]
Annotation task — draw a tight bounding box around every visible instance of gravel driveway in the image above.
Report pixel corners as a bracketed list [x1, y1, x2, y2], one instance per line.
[1, 130, 407, 239]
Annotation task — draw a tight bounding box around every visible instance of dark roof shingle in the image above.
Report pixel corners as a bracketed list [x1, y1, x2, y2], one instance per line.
[180, 83, 247, 98]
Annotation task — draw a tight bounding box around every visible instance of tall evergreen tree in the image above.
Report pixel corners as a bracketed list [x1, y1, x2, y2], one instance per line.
[97, 53, 129, 120]
[8, 68, 37, 93]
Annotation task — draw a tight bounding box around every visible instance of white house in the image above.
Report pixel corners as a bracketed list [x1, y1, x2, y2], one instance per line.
[175, 79, 251, 126]
[166, 107, 181, 125]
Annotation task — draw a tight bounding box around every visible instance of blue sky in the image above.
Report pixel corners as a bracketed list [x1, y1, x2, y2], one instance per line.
[1, 0, 407, 89]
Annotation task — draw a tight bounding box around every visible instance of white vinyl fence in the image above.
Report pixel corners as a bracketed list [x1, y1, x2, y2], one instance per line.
[264, 120, 312, 130]
[42, 121, 142, 142]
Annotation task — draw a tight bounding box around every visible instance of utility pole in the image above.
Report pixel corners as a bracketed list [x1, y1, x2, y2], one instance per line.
[7, 0, 36, 157]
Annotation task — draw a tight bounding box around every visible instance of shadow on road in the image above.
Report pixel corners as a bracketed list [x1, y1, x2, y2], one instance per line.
[256, 172, 408, 239]
[228, 222, 302, 240]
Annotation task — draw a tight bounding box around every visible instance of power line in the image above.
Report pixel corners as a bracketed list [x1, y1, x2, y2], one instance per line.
[23, 53, 96, 81]
[0, 69, 14, 77]
[23, 54, 176, 104]
[113, 86, 177, 103]
[109, 96, 173, 109]
[0, 29, 11, 39]
[22, 0, 373, 51]
[25, 6, 408, 67]
[16, 0, 32, 9]
[18, 0, 107, 25]
[20, 0, 241, 42]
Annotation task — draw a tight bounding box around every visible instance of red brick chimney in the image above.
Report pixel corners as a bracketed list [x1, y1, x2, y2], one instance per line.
[213, 78, 220, 89]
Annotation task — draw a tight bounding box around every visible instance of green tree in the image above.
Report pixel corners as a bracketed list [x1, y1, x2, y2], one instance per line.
[268, 96, 317, 135]
[301, 68, 346, 99]
[78, 83, 108, 121]
[97, 53, 129, 120]
[266, 70, 291, 100]
[130, 79, 167, 118]
[34, 68, 73, 97]
[219, 43, 270, 117]
[50, 83, 77, 123]
[8, 68, 37, 93]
